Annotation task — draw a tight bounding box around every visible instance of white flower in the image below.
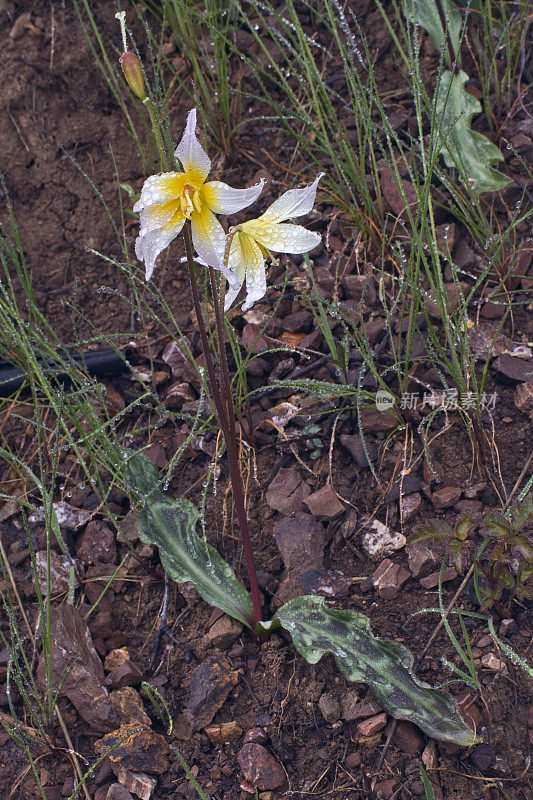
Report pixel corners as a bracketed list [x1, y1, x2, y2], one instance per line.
[133, 109, 265, 281]
[224, 174, 324, 312]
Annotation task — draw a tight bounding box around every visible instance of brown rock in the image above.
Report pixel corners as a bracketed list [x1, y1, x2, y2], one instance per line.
[493, 354, 533, 382]
[373, 779, 397, 800]
[431, 486, 462, 510]
[40, 605, 119, 732]
[385, 475, 423, 503]
[238, 743, 286, 791]
[165, 382, 195, 410]
[110, 688, 151, 727]
[243, 727, 268, 744]
[265, 466, 310, 515]
[162, 340, 199, 387]
[105, 648, 130, 673]
[94, 724, 170, 775]
[116, 769, 156, 800]
[515, 382, 533, 413]
[407, 543, 438, 579]
[481, 653, 508, 675]
[105, 785, 134, 800]
[345, 752, 362, 769]
[342, 698, 382, 722]
[204, 615, 243, 649]
[371, 559, 410, 600]
[204, 721, 243, 744]
[340, 434, 377, 467]
[105, 661, 143, 689]
[298, 569, 352, 599]
[304, 485, 345, 521]
[360, 407, 397, 432]
[77, 520, 117, 566]
[400, 492, 422, 522]
[35, 551, 78, 597]
[186, 655, 239, 730]
[272, 513, 325, 607]
[393, 721, 424, 755]
[318, 693, 341, 723]
[357, 713, 388, 736]
[380, 166, 419, 218]
[419, 567, 457, 588]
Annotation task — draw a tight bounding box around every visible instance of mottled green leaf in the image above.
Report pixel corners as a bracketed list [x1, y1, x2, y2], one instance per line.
[275, 595, 479, 745]
[482, 512, 511, 538]
[411, 521, 453, 544]
[403, 0, 462, 68]
[124, 453, 254, 629]
[435, 70, 509, 194]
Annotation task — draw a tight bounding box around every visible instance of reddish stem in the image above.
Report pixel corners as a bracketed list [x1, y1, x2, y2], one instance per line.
[183, 225, 262, 628]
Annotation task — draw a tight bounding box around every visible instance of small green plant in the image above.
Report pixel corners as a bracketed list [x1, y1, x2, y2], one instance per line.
[412, 494, 533, 611]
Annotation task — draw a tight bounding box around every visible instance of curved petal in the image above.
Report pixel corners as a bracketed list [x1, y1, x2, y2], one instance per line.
[190, 206, 238, 289]
[133, 172, 186, 213]
[135, 214, 185, 281]
[138, 199, 181, 234]
[226, 231, 267, 312]
[224, 236, 247, 311]
[254, 222, 322, 254]
[260, 173, 324, 224]
[202, 178, 265, 215]
[174, 109, 211, 180]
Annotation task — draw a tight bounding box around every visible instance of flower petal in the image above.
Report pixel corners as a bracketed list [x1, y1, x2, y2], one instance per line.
[259, 173, 324, 224]
[135, 214, 185, 281]
[223, 236, 247, 311]
[138, 199, 181, 234]
[133, 172, 186, 213]
[190, 206, 238, 289]
[174, 109, 211, 180]
[256, 222, 322, 253]
[226, 231, 267, 312]
[202, 178, 265, 214]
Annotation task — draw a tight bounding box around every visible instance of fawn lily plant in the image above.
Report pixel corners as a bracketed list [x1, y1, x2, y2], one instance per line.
[223, 173, 324, 311]
[134, 109, 264, 281]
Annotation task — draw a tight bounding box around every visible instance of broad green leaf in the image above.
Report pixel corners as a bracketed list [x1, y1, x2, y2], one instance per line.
[435, 70, 509, 194]
[125, 453, 255, 629]
[411, 521, 453, 544]
[403, 0, 462, 68]
[275, 596, 479, 746]
[510, 493, 533, 532]
[482, 511, 510, 538]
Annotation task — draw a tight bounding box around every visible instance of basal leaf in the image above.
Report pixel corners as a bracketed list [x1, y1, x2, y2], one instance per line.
[435, 70, 509, 194]
[275, 595, 479, 745]
[125, 453, 254, 629]
[403, 0, 462, 68]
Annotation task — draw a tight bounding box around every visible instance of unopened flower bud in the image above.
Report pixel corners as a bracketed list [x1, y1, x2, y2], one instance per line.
[119, 51, 146, 101]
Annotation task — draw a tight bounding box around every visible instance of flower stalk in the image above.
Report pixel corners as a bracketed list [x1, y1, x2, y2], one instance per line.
[182, 223, 262, 627]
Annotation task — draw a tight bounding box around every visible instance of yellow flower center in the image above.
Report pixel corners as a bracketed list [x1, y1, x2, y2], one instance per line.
[179, 184, 203, 219]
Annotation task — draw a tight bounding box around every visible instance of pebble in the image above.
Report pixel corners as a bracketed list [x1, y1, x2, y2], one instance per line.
[356, 713, 388, 736]
[401, 492, 422, 521]
[106, 785, 134, 800]
[431, 486, 462, 510]
[243, 727, 268, 744]
[318, 693, 341, 723]
[393, 721, 425, 755]
[407, 543, 438, 579]
[116, 769, 156, 800]
[94, 724, 170, 775]
[340, 434, 377, 467]
[77, 520, 117, 565]
[204, 721, 243, 744]
[345, 752, 362, 769]
[304, 485, 346, 521]
[203, 615, 243, 649]
[514, 382, 533, 413]
[238, 744, 285, 791]
[481, 653, 508, 675]
[372, 779, 397, 800]
[371, 559, 410, 600]
[419, 567, 457, 588]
